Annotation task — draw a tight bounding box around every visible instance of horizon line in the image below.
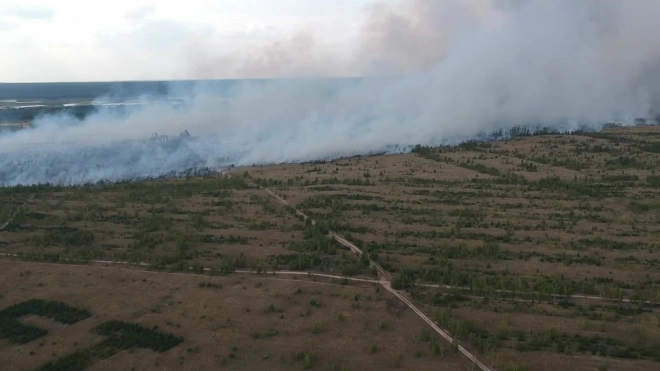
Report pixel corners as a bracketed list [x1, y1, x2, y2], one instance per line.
[0, 75, 378, 85]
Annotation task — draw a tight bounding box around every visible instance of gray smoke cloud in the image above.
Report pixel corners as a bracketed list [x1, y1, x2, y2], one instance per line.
[1, 0, 660, 186]
[355, 0, 485, 74]
[186, 0, 490, 78]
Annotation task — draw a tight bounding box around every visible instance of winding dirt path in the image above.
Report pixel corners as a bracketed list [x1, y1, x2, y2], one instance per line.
[253, 183, 493, 371]
[1, 208, 19, 231]
[1, 196, 32, 231]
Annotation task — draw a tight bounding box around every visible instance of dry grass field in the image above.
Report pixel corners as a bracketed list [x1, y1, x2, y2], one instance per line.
[1, 125, 660, 370]
[0, 260, 469, 371]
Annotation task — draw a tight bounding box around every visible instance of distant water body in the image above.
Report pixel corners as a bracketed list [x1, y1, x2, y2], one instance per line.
[0, 78, 361, 101]
[0, 80, 242, 101]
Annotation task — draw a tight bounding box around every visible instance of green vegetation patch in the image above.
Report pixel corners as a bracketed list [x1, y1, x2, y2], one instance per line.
[0, 299, 91, 344]
[32, 227, 95, 247]
[36, 320, 183, 371]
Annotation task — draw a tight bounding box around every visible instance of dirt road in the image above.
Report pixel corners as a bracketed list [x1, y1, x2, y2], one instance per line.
[253, 183, 493, 371]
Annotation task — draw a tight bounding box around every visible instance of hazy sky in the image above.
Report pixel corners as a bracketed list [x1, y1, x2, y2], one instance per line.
[0, 0, 374, 82]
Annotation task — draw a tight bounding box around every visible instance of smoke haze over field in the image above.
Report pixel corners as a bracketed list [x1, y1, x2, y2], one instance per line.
[1, 0, 660, 186]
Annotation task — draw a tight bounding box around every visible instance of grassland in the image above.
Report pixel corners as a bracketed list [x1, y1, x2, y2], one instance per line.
[1, 125, 660, 370]
[0, 261, 468, 371]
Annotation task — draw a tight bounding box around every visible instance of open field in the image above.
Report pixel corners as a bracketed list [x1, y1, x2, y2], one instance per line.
[1, 126, 660, 370]
[0, 260, 470, 371]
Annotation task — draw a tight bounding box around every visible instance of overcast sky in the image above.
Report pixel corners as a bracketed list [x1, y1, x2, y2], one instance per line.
[0, 0, 375, 82]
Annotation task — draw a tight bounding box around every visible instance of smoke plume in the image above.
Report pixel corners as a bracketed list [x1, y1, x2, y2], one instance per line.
[1, 0, 660, 186]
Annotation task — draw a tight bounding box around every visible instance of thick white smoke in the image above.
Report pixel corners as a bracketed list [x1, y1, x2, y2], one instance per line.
[1, 0, 660, 186]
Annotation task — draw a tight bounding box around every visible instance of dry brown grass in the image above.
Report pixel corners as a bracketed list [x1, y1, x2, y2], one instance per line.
[0, 260, 470, 371]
